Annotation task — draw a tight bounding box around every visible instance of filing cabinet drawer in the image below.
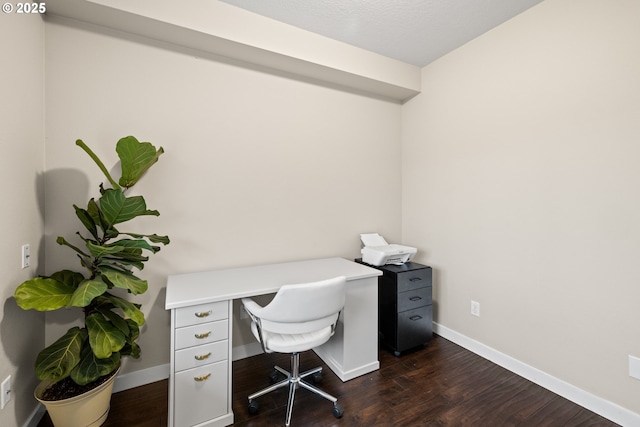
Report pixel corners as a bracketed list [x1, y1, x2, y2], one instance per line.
[174, 361, 228, 427]
[397, 286, 432, 312]
[397, 269, 431, 293]
[175, 301, 228, 328]
[397, 305, 432, 352]
[175, 340, 228, 373]
[175, 319, 228, 350]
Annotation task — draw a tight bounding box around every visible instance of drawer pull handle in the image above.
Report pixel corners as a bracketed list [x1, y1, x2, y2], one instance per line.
[409, 315, 423, 321]
[195, 310, 212, 318]
[194, 373, 211, 382]
[194, 331, 212, 339]
[409, 296, 422, 301]
[194, 352, 212, 361]
[409, 277, 422, 282]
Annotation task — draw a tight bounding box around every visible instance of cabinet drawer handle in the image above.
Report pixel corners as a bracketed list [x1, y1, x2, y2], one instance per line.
[194, 373, 211, 382]
[194, 352, 212, 361]
[194, 331, 212, 339]
[409, 277, 422, 282]
[409, 296, 422, 301]
[409, 315, 423, 321]
[195, 310, 212, 318]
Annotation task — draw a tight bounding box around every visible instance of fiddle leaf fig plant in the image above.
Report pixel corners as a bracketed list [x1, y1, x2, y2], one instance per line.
[14, 136, 169, 387]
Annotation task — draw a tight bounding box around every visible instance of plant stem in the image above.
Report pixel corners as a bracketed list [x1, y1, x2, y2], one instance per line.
[76, 139, 121, 190]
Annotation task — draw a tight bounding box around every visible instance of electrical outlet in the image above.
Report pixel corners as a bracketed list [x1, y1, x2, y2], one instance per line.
[1, 376, 11, 410]
[471, 300, 480, 317]
[21, 244, 30, 268]
[630, 355, 640, 380]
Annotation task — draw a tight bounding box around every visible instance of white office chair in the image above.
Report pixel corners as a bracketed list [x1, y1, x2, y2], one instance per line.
[241, 276, 346, 426]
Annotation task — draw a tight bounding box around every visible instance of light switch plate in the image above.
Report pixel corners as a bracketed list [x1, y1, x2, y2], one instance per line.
[21, 244, 30, 268]
[1, 376, 10, 409]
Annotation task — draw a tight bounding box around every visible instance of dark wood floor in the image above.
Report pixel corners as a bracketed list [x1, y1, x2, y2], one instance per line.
[38, 335, 619, 426]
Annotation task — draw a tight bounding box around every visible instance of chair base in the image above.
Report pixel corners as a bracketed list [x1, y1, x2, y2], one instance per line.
[248, 352, 343, 426]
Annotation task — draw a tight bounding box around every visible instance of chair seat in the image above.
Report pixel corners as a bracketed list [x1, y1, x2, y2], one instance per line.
[251, 322, 333, 353]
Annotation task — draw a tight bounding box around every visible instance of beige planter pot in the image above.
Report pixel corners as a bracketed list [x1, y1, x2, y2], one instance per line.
[35, 369, 119, 427]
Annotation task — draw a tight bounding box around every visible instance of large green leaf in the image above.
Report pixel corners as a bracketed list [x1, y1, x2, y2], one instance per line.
[120, 341, 140, 359]
[50, 270, 86, 287]
[125, 319, 140, 342]
[101, 269, 148, 295]
[98, 307, 130, 336]
[119, 319, 141, 358]
[86, 313, 126, 359]
[123, 232, 170, 246]
[35, 327, 86, 381]
[70, 342, 120, 385]
[107, 238, 155, 253]
[87, 198, 111, 233]
[99, 189, 159, 227]
[74, 205, 98, 240]
[116, 136, 164, 188]
[98, 239, 152, 270]
[102, 293, 145, 326]
[14, 277, 75, 311]
[86, 240, 126, 259]
[70, 278, 108, 307]
[101, 256, 146, 272]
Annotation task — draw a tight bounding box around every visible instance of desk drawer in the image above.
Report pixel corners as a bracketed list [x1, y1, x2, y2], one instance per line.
[175, 301, 228, 328]
[175, 319, 228, 350]
[175, 340, 228, 373]
[397, 286, 432, 312]
[397, 269, 431, 293]
[174, 361, 228, 427]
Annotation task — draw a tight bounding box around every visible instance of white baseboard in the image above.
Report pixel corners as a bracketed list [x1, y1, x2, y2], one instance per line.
[23, 404, 46, 427]
[112, 363, 170, 393]
[433, 322, 640, 427]
[232, 342, 263, 361]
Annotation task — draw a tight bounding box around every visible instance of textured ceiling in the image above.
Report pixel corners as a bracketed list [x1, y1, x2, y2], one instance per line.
[218, 0, 544, 67]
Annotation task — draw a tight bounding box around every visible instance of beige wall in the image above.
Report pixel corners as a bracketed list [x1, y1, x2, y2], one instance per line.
[6, 1, 639, 425]
[0, 11, 46, 427]
[402, 0, 640, 416]
[43, 16, 402, 375]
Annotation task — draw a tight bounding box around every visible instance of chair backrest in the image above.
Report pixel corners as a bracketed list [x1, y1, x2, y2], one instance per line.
[252, 276, 346, 335]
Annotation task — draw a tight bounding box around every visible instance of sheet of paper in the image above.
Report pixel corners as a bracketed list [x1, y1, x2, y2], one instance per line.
[360, 233, 388, 247]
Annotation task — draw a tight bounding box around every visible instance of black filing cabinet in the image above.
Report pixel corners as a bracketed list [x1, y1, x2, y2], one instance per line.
[359, 260, 432, 356]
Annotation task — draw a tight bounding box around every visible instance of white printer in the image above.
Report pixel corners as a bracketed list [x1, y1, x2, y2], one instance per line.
[360, 233, 417, 266]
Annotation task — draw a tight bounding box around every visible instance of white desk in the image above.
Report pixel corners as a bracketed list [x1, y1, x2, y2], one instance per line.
[165, 257, 382, 427]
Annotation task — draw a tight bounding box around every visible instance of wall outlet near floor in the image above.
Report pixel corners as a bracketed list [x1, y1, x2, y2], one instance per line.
[471, 300, 480, 317]
[1, 375, 11, 410]
[630, 355, 640, 380]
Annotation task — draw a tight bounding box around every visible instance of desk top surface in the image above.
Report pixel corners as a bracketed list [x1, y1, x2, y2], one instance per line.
[165, 257, 382, 309]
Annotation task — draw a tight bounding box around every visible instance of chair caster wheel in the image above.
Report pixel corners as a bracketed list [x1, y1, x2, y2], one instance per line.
[332, 403, 344, 419]
[248, 400, 259, 415]
[312, 372, 323, 383]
